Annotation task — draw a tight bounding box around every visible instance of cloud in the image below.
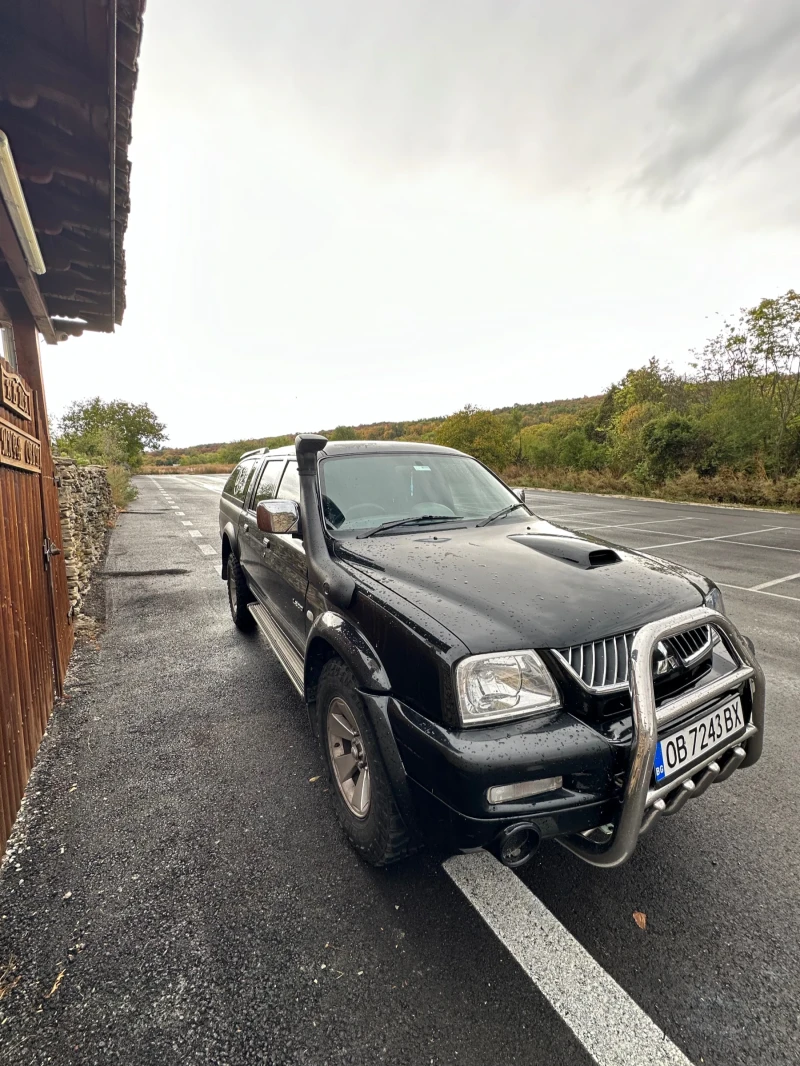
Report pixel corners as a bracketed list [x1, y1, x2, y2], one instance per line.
[155, 0, 800, 221]
[628, 2, 800, 209]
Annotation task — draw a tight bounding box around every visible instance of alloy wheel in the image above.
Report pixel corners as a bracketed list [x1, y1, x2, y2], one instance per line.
[326, 696, 371, 818]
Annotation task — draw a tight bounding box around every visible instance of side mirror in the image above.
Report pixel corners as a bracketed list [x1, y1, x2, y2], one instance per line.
[257, 499, 299, 534]
[516, 488, 526, 503]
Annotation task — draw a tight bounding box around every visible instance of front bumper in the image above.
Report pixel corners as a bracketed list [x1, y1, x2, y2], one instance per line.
[370, 607, 765, 865]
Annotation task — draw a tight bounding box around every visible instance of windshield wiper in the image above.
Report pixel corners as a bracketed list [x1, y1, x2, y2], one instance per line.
[357, 515, 463, 539]
[477, 502, 528, 527]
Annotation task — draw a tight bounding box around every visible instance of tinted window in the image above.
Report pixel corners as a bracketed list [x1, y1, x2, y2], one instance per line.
[223, 459, 257, 502]
[277, 461, 301, 503]
[252, 459, 285, 508]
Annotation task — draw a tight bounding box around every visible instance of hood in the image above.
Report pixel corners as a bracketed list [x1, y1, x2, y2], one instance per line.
[335, 518, 706, 654]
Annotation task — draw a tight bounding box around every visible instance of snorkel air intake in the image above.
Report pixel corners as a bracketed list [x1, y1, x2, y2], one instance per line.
[296, 434, 356, 609]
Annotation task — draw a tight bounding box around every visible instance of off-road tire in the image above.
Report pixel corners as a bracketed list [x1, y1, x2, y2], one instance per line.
[227, 552, 255, 631]
[317, 658, 413, 866]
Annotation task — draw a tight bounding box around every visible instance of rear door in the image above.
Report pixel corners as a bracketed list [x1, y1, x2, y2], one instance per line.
[238, 458, 285, 586]
[221, 458, 259, 570]
[258, 460, 308, 650]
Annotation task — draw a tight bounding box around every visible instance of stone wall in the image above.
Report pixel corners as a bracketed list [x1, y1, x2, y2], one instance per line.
[55, 457, 115, 618]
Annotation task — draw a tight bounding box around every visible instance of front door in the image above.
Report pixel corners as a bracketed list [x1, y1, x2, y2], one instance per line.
[257, 460, 308, 650]
[238, 458, 285, 588]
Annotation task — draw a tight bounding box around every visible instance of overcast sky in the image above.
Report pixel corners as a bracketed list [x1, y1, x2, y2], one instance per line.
[42, 0, 800, 447]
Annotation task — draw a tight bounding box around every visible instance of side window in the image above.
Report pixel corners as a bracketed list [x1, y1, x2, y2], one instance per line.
[251, 459, 285, 509]
[277, 461, 301, 503]
[224, 459, 257, 502]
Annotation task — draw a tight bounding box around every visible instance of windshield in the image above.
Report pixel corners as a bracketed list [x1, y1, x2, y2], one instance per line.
[319, 453, 523, 533]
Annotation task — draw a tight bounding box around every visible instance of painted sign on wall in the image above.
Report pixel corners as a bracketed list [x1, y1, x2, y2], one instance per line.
[0, 416, 41, 473]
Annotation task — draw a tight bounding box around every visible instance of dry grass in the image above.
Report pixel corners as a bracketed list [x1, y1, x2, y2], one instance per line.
[106, 464, 138, 508]
[504, 464, 800, 511]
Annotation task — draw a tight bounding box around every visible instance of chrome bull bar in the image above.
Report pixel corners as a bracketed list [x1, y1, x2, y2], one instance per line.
[560, 606, 766, 869]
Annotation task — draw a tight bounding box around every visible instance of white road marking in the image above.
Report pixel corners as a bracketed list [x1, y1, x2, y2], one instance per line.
[734, 540, 800, 555]
[591, 527, 707, 539]
[170, 505, 180, 509]
[181, 521, 192, 526]
[176, 511, 185, 516]
[718, 582, 800, 602]
[750, 569, 800, 591]
[179, 478, 226, 493]
[188, 530, 202, 538]
[576, 517, 703, 532]
[444, 851, 693, 1066]
[197, 543, 217, 556]
[532, 507, 639, 520]
[639, 526, 784, 550]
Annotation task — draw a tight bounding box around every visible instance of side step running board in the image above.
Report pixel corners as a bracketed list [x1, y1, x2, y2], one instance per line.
[248, 602, 304, 695]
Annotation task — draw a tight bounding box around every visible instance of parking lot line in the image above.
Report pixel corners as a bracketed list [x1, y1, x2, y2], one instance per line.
[729, 541, 800, 556]
[750, 569, 800, 591]
[718, 582, 800, 602]
[640, 526, 784, 550]
[576, 517, 703, 531]
[534, 507, 639, 520]
[444, 851, 693, 1066]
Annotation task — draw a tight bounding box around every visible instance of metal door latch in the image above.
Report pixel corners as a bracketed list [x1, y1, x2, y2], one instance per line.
[43, 537, 61, 566]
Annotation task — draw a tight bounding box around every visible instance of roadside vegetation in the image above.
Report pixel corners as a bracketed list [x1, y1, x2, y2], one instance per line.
[143, 289, 800, 510]
[54, 398, 166, 508]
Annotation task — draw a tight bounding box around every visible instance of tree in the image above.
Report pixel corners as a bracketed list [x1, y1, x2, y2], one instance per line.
[56, 397, 166, 469]
[329, 425, 356, 441]
[435, 405, 516, 470]
[642, 413, 705, 480]
[692, 290, 800, 476]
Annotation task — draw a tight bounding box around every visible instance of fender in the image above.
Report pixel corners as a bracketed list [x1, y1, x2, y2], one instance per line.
[305, 611, 417, 834]
[220, 519, 238, 577]
[305, 610, 390, 693]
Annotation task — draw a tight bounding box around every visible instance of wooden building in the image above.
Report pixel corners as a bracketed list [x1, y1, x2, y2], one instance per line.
[0, 1, 146, 850]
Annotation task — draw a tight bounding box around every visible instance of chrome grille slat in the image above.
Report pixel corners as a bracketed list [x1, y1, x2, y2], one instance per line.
[554, 623, 714, 693]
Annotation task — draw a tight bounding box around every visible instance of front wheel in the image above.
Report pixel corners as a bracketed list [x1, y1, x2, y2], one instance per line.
[317, 659, 413, 866]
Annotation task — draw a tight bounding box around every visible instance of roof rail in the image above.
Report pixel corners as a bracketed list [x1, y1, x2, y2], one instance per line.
[239, 447, 269, 459]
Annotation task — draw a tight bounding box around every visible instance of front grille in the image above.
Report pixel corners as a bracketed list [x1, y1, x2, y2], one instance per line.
[668, 625, 713, 665]
[554, 624, 713, 693]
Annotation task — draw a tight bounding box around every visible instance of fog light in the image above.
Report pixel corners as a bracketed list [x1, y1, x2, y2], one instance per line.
[487, 776, 563, 804]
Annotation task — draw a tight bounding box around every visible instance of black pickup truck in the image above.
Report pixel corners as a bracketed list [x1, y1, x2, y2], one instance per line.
[218, 435, 765, 869]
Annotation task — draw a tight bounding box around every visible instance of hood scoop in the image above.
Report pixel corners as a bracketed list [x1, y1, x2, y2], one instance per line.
[510, 534, 621, 570]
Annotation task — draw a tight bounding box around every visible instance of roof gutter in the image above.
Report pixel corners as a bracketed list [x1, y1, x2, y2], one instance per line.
[0, 131, 56, 344]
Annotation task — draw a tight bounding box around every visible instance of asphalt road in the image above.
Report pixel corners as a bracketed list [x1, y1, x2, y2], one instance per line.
[0, 475, 797, 1066]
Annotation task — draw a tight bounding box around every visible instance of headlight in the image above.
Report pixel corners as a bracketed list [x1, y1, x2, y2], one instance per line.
[454, 650, 561, 727]
[705, 586, 726, 615]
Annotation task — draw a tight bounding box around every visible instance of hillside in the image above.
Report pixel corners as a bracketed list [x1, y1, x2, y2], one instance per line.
[144, 395, 603, 469]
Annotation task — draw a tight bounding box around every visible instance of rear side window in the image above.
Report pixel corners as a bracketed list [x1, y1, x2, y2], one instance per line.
[277, 461, 301, 502]
[223, 459, 257, 502]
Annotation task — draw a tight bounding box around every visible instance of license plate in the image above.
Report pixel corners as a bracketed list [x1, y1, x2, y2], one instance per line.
[654, 696, 744, 785]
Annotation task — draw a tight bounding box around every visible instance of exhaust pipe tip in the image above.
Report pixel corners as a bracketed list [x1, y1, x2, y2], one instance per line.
[495, 823, 540, 868]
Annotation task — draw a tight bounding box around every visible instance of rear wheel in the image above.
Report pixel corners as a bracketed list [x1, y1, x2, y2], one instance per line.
[318, 659, 413, 866]
[227, 552, 254, 631]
